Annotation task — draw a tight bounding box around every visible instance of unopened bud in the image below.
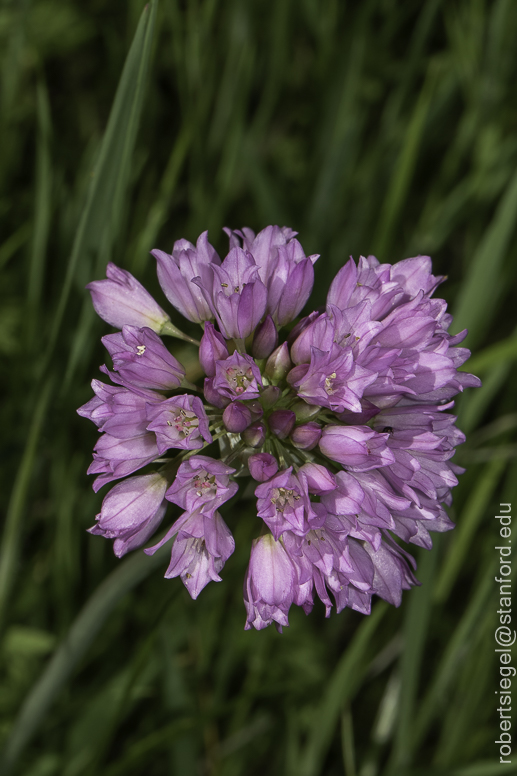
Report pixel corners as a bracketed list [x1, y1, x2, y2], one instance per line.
[252, 315, 278, 359]
[242, 421, 266, 447]
[246, 400, 264, 421]
[248, 452, 278, 482]
[264, 342, 291, 383]
[268, 409, 296, 439]
[204, 378, 230, 409]
[260, 385, 281, 409]
[223, 401, 252, 433]
[199, 322, 229, 377]
[290, 422, 322, 450]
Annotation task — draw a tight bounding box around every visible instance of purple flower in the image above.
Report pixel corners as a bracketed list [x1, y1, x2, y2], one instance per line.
[77, 379, 148, 433]
[88, 473, 168, 557]
[102, 326, 185, 390]
[146, 510, 235, 599]
[146, 394, 212, 453]
[225, 225, 319, 326]
[213, 351, 262, 401]
[364, 540, 418, 607]
[203, 377, 230, 409]
[87, 263, 171, 332]
[166, 455, 238, 516]
[193, 247, 268, 341]
[255, 467, 326, 539]
[319, 425, 395, 470]
[287, 345, 377, 413]
[80, 227, 480, 631]
[244, 534, 297, 631]
[77, 372, 164, 440]
[152, 231, 220, 323]
[87, 432, 160, 492]
[284, 527, 375, 616]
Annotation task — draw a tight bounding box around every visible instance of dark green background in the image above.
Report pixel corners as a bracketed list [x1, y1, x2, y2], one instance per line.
[1, 1, 516, 774]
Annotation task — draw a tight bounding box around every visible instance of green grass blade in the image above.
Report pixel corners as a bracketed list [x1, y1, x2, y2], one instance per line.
[27, 78, 52, 349]
[452, 165, 517, 348]
[39, 0, 158, 381]
[0, 224, 31, 272]
[386, 547, 438, 773]
[465, 331, 517, 375]
[434, 458, 506, 603]
[297, 603, 387, 776]
[0, 377, 54, 634]
[413, 558, 496, 751]
[372, 65, 436, 260]
[0, 543, 170, 776]
[130, 125, 191, 276]
[458, 361, 514, 436]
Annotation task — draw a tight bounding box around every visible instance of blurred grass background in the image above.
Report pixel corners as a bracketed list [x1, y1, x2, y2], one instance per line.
[1, 0, 517, 774]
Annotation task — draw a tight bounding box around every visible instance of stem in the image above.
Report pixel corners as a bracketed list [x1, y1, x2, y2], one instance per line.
[160, 320, 200, 346]
[272, 437, 288, 469]
[223, 439, 247, 464]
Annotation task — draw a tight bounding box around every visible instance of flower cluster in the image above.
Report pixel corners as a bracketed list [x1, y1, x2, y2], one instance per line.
[78, 225, 480, 630]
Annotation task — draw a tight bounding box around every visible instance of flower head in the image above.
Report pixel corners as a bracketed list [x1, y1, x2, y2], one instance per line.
[79, 227, 480, 630]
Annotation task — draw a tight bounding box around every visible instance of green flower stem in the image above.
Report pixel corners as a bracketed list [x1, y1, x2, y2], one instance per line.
[160, 320, 200, 346]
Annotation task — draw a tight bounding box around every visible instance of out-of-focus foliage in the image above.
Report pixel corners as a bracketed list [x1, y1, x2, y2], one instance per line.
[0, 1, 516, 774]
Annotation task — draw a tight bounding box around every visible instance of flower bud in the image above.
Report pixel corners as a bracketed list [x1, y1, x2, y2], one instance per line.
[199, 322, 229, 377]
[242, 420, 266, 447]
[319, 425, 395, 470]
[203, 377, 230, 409]
[290, 421, 322, 450]
[268, 409, 296, 439]
[244, 534, 295, 630]
[247, 400, 264, 421]
[87, 263, 170, 333]
[88, 473, 168, 557]
[223, 401, 253, 433]
[248, 453, 279, 482]
[260, 385, 281, 409]
[298, 462, 336, 493]
[252, 315, 278, 359]
[264, 342, 292, 383]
